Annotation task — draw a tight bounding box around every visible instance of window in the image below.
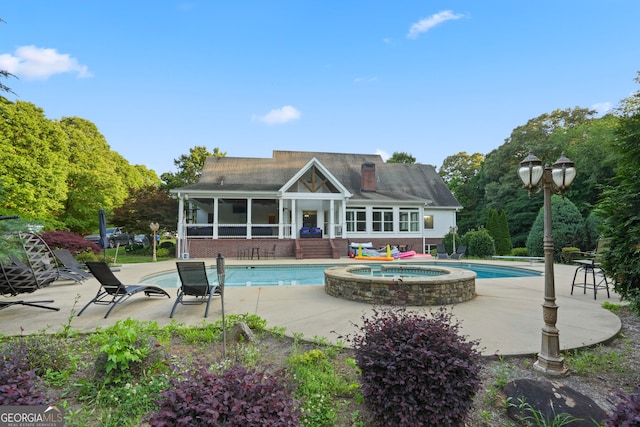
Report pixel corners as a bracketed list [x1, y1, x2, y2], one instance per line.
[424, 215, 434, 229]
[400, 209, 420, 232]
[346, 208, 366, 232]
[372, 207, 393, 232]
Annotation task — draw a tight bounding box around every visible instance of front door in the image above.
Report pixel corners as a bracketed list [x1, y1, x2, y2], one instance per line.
[302, 210, 317, 228]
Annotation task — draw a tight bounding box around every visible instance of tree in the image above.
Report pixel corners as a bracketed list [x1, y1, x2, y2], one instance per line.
[161, 146, 226, 189]
[598, 72, 640, 304]
[486, 209, 512, 256]
[386, 151, 415, 164]
[0, 101, 69, 226]
[526, 195, 585, 261]
[438, 152, 484, 195]
[111, 185, 179, 235]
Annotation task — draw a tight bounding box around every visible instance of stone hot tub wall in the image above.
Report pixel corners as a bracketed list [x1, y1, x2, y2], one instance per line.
[324, 265, 476, 305]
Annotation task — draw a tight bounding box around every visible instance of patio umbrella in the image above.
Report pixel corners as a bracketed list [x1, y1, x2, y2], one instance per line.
[98, 209, 109, 261]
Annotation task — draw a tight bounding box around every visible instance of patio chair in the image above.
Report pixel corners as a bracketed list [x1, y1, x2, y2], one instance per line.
[53, 249, 92, 282]
[450, 245, 467, 260]
[170, 262, 220, 318]
[0, 232, 61, 311]
[436, 243, 448, 259]
[571, 240, 610, 299]
[78, 262, 170, 318]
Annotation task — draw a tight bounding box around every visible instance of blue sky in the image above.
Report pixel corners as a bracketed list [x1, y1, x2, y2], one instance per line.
[2, 1, 639, 176]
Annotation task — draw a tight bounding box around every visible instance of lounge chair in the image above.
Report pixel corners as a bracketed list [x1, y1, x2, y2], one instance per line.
[436, 243, 448, 259]
[450, 245, 467, 260]
[170, 262, 220, 318]
[78, 262, 170, 318]
[53, 249, 92, 282]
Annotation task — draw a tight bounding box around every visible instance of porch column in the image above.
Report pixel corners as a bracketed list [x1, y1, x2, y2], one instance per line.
[247, 198, 252, 239]
[278, 199, 284, 239]
[329, 199, 335, 238]
[177, 195, 185, 255]
[213, 198, 219, 239]
[341, 201, 347, 238]
[291, 199, 297, 239]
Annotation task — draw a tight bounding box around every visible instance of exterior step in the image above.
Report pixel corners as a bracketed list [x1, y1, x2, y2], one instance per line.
[298, 239, 333, 259]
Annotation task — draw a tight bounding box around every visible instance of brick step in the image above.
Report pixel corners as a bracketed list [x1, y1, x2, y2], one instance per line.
[298, 239, 333, 259]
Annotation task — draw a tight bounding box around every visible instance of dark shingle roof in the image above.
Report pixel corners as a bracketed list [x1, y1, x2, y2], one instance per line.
[177, 150, 461, 207]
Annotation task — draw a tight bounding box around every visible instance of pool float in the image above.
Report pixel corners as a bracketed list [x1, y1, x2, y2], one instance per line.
[354, 256, 394, 261]
[397, 250, 416, 258]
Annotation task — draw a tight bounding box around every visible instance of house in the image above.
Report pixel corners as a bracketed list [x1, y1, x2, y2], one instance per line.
[170, 150, 461, 259]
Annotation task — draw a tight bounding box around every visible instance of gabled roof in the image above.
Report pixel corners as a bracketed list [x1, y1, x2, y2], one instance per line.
[176, 150, 461, 207]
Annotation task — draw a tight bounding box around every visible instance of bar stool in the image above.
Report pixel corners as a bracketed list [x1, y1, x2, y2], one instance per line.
[571, 259, 610, 299]
[251, 247, 260, 260]
[236, 246, 249, 260]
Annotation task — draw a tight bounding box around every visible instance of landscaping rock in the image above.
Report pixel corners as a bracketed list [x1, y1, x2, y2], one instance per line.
[227, 322, 255, 342]
[504, 378, 608, 426]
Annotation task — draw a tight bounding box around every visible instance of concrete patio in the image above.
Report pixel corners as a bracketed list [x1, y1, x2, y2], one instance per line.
[0, 258, 623, 357]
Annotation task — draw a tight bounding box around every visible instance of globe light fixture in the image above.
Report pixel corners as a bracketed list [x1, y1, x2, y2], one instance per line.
[518, 152, 576, 376]
[149, 222, 160, 262]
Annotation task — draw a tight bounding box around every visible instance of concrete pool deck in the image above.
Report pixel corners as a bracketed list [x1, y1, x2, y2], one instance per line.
[0, 257, 623, 357]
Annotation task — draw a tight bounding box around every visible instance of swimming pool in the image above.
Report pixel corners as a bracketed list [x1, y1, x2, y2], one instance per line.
[140, 262, 541, 288]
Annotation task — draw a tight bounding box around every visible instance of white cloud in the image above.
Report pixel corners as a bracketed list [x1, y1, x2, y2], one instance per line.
[591, 102, 612, 115]
[376, 149, 390, 161]
[407, 10, 464, 39]
[253, 105, 301, 125]
[0, 45, 92, 80]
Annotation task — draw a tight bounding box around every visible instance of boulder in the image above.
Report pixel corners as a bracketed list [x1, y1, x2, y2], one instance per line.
[504, 379, 607, 426]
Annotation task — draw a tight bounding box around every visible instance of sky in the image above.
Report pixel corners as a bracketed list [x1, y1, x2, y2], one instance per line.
[2, 1, 639, 176]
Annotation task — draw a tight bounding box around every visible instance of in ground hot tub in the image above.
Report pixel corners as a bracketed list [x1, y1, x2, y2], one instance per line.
[324, 264, 476, 305]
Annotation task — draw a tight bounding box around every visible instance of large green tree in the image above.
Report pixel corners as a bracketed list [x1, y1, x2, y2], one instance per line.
[598, 72, 640, 303]
[0, 101, 69, 225]
[386, 151, 416, 164]
[161, 146, 226, 189]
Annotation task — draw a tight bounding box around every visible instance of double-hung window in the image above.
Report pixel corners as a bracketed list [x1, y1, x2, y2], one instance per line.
[399, 209, 420, 232]
[372, 207, 393, 232]
[346, 208, 366, 232]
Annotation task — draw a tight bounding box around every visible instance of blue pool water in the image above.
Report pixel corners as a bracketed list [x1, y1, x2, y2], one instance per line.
[141, 262, 541, 288]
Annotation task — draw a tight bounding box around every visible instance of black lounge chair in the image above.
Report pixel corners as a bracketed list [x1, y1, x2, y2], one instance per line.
[170, 262, 220, 318]
[436, 243, 448, 259]
[53, 249, 92, 282]
[78, 262, 170, 318]
[450, 245, 467, 260]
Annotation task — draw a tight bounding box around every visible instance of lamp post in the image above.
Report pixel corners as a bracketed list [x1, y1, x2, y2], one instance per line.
[518, 152, 576, 376]
[149, 222, 159, 262]
[449, 225, 458, 255]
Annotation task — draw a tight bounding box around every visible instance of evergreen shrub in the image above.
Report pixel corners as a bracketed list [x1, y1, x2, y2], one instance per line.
[463, 228, 495, 258]
[351, 307, 481, 427]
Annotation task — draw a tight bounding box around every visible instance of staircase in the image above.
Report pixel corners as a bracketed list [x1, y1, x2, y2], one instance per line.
[297, 239, 333, 259]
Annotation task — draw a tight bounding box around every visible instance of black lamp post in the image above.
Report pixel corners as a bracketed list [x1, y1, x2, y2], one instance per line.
[216, 253, 226, 358]
[518, 152, 576, 376]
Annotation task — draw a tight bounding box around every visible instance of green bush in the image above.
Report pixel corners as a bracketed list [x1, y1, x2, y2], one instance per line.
[561, 247, 582, 264]
[463, 228, 495, 258]
[511, 247, 528, 256]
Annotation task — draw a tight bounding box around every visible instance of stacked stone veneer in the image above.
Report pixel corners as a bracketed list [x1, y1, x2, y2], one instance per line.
[324, 265, 476, 305]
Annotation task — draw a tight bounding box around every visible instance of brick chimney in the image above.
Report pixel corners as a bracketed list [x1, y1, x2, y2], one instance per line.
[361, 162, 376, 192]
